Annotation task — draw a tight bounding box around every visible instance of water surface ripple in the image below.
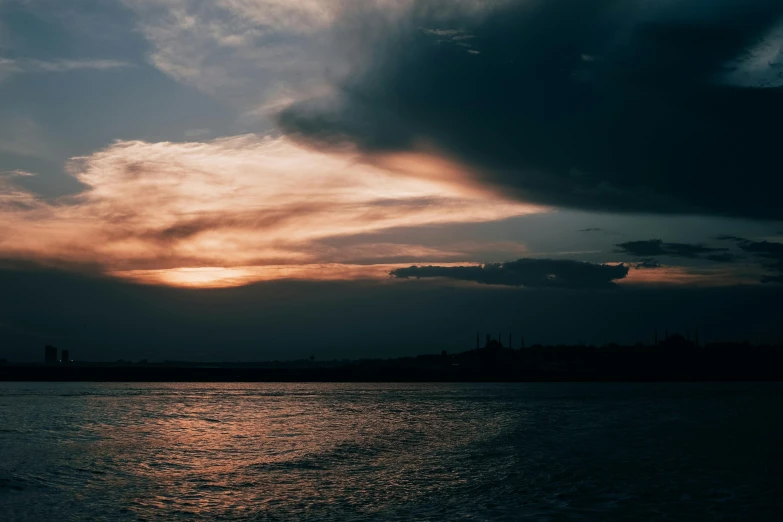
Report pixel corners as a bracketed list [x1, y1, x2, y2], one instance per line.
[1, 382, 781, 521]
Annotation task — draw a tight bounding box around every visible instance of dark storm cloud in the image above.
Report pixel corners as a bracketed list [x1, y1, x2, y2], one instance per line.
[734, 239, 783, 283]
[390, 258, 629, 289]
[631, 258, 661, 270]
[665, 243, 732, 259]
[737, 240, 783, 260]
[711, 235, 783, 260]
[615, 240, 668, 257]
[703, 235, 783, 282]
[614, 239, 729, 259]
[704, 253, 739, 263]
[714, 234, 749, 242]
[278, 0, 783, 219]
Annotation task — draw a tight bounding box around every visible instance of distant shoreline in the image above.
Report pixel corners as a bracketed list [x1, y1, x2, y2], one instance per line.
[6, 340, 783, 383]
[2, 365, 783, 383]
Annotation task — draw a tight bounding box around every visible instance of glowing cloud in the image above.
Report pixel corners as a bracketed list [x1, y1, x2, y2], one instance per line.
[0, 135, 543, 287]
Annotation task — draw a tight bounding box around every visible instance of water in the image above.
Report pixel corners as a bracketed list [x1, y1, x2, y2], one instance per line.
[1, 382, 781, 521]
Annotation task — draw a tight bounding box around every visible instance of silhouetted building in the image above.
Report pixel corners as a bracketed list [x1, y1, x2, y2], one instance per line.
[659, 333, 695, 349]
[485, 338, 504, 350]
[45, 345, 57, 364]
[61, 350, 70, 365]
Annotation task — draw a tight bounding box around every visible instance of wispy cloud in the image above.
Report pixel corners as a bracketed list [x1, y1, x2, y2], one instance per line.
[0, 134, 543, 287]
[0, 117, 58, 159]
[122, 0, 343, 106]
[0, 169, 35, 178]
[0, 57, 131, 81]
[721, 21, 783, 88]
[614, 239, 730, 260]
[621, 264, 764, 287]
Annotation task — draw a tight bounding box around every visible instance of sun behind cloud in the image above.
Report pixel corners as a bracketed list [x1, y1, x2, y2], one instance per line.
[0, 135, 544, 287]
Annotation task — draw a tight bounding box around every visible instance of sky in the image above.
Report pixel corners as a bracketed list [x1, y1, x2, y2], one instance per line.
[1, 0, 782, 361]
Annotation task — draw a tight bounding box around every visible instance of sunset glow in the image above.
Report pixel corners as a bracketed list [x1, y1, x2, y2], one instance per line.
[0, 136, 544, 286]
[113, 263, 413, 288]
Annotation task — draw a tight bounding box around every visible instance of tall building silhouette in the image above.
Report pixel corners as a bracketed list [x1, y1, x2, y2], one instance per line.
[44, 345, 57, 364]
[61, 350, 70, 364]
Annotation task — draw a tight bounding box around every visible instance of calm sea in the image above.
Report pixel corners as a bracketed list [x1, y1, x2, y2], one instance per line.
[1, 382, 781, 521]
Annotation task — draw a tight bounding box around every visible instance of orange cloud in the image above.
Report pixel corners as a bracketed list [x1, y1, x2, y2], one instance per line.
[110, 262, 480, 288]
[0, 135, 544, 287]
[619, 264, 764, 287]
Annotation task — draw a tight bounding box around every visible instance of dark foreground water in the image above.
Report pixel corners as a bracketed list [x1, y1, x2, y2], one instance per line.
[1, 383, 782, 521]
